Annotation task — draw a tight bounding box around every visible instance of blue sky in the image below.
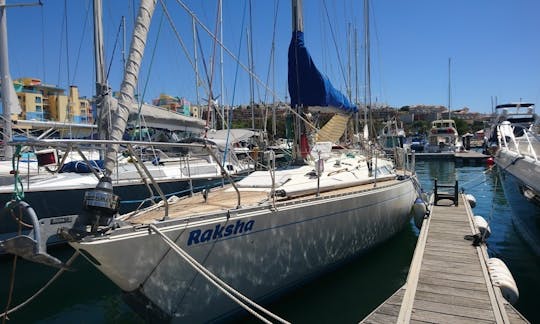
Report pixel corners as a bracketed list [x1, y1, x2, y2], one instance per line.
[5, 0, 540, 113]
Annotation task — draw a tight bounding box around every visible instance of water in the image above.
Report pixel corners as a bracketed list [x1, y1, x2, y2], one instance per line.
[1, 160, 539, 323]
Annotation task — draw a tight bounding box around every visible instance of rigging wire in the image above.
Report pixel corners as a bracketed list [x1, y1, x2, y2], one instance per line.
[40, 1, 46, 81]
[136, 6, 165, 122]
[106, 16, 125, 81]
[223, 0, 248, 165]
[262, 0, 280, 104]
[174, 0, 280, 102]
[56, 2, 66, 88]
[205, 0, 221, 131]
[70, 0, 92, 84]
[370, 1, 385, 106]
[158, 0, 205, 93]
[321, 0, 348, 90]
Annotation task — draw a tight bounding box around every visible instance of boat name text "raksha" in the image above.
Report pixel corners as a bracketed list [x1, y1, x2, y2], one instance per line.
[187, 219, 255, 246]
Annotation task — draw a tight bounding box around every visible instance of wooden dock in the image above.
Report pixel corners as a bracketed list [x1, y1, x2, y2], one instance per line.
[360, 193, 529, 323]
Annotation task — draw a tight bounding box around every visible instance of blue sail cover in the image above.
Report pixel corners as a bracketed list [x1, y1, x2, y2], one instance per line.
[288, 31, 357, 113]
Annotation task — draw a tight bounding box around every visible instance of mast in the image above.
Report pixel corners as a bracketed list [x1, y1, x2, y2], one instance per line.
[93, 0, 110, 140]
[192, 17, 200, 106]
[291, 0, 303, 32]
[248, 0, 255, 129]
[104, 0, 156, 176]
[364, 0, 373, 141]
[219, 0, 224, 129]
[0, 0, 23, 159]
[448, 57, 451, 119]
[354, 26, 359, 135]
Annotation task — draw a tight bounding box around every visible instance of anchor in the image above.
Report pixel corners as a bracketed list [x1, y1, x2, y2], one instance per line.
[0, 200, 68, 269]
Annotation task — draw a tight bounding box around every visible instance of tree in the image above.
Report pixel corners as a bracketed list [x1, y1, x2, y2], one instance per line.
[411, 120, 429, 135]
[453, 118, 469, 135]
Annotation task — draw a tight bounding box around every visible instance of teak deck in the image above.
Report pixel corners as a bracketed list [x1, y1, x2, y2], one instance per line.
[127, 176, 405, 224]
[361, 194, 529, 324]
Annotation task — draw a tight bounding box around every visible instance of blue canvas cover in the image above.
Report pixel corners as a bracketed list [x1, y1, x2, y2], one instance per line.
[288, 31, 357, 113]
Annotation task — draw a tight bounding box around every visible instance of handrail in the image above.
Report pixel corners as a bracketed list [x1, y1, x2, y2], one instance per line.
[497, 123, 539, 162]
[8, 138, 219, 150]
[125, 144, 169, 219]
[11, 138, 240, 212]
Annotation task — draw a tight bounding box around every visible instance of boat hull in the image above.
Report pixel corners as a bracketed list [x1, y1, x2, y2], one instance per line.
[71, 179, 416, 322]
[496, 150, 540, 255]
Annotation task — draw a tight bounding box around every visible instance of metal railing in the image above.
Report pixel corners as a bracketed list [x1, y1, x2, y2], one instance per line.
[8, 138, 243, 214]
[497, 123, 539, 162]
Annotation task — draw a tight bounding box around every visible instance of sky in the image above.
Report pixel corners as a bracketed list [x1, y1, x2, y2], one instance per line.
[4, 0, 540, 114]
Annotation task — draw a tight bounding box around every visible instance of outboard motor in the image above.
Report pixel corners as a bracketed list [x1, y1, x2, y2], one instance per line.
[83, 176, 120, 231]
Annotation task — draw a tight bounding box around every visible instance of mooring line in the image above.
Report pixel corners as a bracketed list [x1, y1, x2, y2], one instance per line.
[149, 224, 290, 324]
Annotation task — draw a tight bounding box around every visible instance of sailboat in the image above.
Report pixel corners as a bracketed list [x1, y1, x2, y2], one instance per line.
[1, 0, 421, 321]
[0, 0, 253, 248]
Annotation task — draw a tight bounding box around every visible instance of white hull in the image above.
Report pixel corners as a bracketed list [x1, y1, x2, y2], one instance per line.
[495, 147, 540, 255]
[71, 177, 416, 322]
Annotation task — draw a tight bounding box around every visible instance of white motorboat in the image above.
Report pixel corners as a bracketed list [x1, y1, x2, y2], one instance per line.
[424, 119, 462, 153]
[494, 121, 540, 255]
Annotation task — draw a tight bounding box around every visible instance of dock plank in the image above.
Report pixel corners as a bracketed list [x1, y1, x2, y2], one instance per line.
[360, 193, 529, 323]
[412, 299, 496, 321]
[410, 308, 496, 324]
[414, 290, 493, 310]
[419, 269, 486, 285]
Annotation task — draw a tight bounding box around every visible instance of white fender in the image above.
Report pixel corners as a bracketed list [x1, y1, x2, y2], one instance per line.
[487, 258, 519, 305]
[473, 215, 491, 239]
[465, 194, 476, 208]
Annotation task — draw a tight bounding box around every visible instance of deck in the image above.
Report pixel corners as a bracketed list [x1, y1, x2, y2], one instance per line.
[126, 175, 408, 224]
[360, 193, 529, 324]
[412, 150, 489, 165]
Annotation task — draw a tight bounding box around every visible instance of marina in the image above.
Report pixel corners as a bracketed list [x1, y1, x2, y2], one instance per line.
[0, 0, 539, 323]
[1, 160, 539, 323]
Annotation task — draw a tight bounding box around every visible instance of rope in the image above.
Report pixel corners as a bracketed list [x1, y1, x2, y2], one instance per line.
[149, 224, 290, 324]
[2, 206, 23, 324]
[9, 145, 24, 203]
[459, 166, 494, 190]
[0, 251, 80, 319]
[481, 172, 498, 243]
